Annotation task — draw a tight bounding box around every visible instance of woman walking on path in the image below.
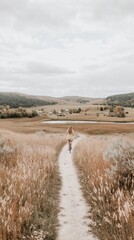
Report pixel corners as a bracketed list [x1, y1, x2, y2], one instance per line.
[66, 126, 74, 152]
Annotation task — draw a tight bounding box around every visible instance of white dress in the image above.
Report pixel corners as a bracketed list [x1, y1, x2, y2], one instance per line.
[66, 132, 74, 141]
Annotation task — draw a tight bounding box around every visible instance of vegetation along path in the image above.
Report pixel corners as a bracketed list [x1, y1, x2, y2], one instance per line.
[57, 136, 97, 240]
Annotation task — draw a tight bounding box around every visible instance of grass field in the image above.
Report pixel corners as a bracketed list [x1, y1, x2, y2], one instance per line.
[0, 111, 134, 240]
[0, 116, 134, 135]
[42, 104, 134, 121]
[0, 130, 65, 240]
[74, 135, 134, 240]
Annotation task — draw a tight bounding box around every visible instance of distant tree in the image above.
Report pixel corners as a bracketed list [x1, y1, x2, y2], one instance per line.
[109, 107, 114, 112]
[69, 109, 73, 114]
[5, 105, 10, 111]
[115, 106, 125, 117]
[31, 110, 38, 117]
[0, 93, 58, 108]
[77, 108, 81, 113]
[100, 107, 104, 111]
[0, 108, 38, 119]
[53, 109, 57, 114]
[107, 92, 134, 107]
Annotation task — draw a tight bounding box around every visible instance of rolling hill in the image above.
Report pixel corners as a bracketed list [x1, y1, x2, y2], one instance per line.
[0, 92, 58, 108]
[107, 92, 134, 107]
[0, 92, 133, 108]
[0, 92, 105, 108]
[59, 96, 104, 104]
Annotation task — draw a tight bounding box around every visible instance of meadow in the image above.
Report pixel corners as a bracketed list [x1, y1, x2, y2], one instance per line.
[0, 114, 134, 240]
[39, 103, 134, 123]
[0, 115, 134, 135]
[0, 130, 65, 240]
[73, 134, 134, 240]
[0, 102, 134, 135]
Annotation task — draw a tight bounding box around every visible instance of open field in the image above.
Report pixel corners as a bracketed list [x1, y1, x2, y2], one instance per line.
[0, 116, 134, 135]
[41, 104, 134, 122]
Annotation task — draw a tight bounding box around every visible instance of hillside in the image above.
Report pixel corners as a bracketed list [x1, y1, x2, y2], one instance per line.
[107, 92, 134, 107]
[0, 92, 105, 108]
[0, 93, 58, 108]
[59, 96, 103, 104]
[2, 92, 134, 109]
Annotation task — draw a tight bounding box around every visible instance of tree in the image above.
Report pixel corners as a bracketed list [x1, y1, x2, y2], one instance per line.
[69, 109, 73, 114]
[77, 108, 81, 113]
[53, 109, 57, 114]
[115, 106, 125, 118]
[100, 107, 104, 111]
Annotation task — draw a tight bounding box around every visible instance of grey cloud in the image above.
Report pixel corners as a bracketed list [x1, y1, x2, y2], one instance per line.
[0, 70, 133, 97]
[79, 0, 134, 22]
[116, 53, 134, 63]
[0, 0, 78, 30]
[0, 0, 134, 97]
[0, 0, 134, 32]
[84, 64, 101, 70]
[26, 61, 75, 75]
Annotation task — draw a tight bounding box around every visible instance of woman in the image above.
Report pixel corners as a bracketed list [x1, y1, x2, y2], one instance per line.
[66, 126, 74, 151]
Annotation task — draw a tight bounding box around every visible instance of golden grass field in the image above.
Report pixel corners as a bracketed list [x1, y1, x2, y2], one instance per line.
[0, 130, 65, 240]
[1, 103, 134, 135]
[73, 135, 134, 240]
[0, 115, 134, 135]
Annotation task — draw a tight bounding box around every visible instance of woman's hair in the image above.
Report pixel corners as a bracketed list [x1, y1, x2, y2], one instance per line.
[67, 126, 73, 134]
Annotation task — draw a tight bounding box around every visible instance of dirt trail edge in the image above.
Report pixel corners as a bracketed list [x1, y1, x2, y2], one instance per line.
[57, 137, 98, 240]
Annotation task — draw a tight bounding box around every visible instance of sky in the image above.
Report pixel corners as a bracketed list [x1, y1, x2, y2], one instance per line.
[0, 0, 134, 98]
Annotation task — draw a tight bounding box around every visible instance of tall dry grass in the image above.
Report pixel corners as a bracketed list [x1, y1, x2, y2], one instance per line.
[0, 130, 65, 240]
[74, 135, 134, 240]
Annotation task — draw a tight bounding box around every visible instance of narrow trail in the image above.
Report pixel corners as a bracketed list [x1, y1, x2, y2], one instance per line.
[57, 137, 97, 240]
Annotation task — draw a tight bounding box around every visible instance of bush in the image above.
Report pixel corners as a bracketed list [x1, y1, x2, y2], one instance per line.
[100, 107, 104, 111]
[31, 110, 38, 117]
[0, 108, 38, 119]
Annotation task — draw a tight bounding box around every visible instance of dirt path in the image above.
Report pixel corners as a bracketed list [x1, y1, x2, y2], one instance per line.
[57, 137, 97, 240]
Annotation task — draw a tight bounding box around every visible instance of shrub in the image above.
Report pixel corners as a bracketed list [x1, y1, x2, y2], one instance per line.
[0, 108, 38, 119]
[100, 107, 104, 111]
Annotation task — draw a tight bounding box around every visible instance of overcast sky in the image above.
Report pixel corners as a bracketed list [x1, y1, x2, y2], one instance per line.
[0, 0, 134, 97]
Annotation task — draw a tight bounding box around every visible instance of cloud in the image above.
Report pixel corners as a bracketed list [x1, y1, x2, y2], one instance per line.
[26, 61, 75, 75]
[0, 0, 78, 31]
[0, 0, 134, 97]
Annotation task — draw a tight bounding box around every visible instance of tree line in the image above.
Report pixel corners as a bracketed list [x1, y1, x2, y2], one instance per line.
[0, 94, 57, 108]
[107, 92, 134, 108]
[0, 106, 38, 119]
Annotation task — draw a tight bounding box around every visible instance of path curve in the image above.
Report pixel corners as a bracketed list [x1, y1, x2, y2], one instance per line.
[57, 137, 97, 240]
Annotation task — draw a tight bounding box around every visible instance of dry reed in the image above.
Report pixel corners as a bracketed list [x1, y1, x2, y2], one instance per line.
[0, 130, 65, 240]
[73, 135, 134, 240]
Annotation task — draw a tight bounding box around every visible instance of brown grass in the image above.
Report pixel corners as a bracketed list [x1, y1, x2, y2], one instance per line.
[73, 135, 134, 240]
[0, 116, 134, 135]
[42, 104, 134, 121]
[0, 130, 65, 240]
